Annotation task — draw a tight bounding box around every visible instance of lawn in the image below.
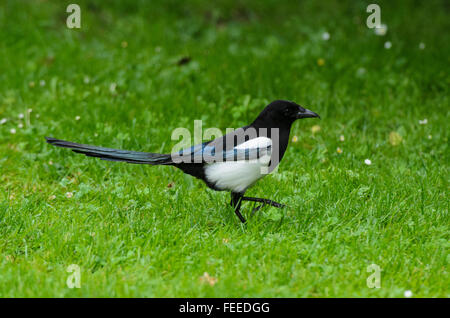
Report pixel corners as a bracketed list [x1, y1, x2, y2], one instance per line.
[0, 0, 448, 297]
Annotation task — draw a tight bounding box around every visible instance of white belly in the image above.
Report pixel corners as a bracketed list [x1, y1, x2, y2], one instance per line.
[204, 156, 270, 193]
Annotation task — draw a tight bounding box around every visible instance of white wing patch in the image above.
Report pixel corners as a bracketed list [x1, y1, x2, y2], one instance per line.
[234, 136, 272, 150]
[204, 137, 273, 193]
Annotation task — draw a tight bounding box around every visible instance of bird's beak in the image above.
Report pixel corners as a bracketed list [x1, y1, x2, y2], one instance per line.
[296, 108, 320, 119]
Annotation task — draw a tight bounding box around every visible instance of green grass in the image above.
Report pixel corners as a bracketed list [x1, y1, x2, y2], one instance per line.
[0, 0, 448, 297]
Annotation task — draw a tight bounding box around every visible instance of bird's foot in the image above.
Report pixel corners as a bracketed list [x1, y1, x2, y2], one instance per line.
[242, 196, 285, 209]
[229, 194, 285, 223]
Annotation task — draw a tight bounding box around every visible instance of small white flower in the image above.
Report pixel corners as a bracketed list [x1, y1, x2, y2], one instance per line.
[427, 135, 432, 140]
[419, 42, 425, 50]
[384, 41, 392, 49]
[65, 192, 73, 198]
[39, 80, 46, 87]
[18, 113, 24, 119]
[356, 67, 366, 77]
[404, 290, 413, 298]
[75, 116, 81, 121]
[109, 83, 117, 94]
[419, 118, 428, 125]
[292, 135, 298, 142]
[364, 159, 372, 165]
[322, 32, 330, 41]
[336, 147, 343, 154]
[83, 76, 90, 84]
[18, 123, 23, 128]
[374, 24, 388, 36]
[48, 160, 53, 165]
[339, 135, 345, 142]
[10, 128, 16, 134]
[0, 118, 7, 125]
[27, 108, 33, 113]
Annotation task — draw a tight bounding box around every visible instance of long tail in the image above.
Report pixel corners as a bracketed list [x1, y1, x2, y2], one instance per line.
[45, 137, 173, 165]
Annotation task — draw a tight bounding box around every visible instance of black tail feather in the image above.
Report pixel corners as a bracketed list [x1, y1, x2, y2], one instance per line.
[45, 137, 172, 165]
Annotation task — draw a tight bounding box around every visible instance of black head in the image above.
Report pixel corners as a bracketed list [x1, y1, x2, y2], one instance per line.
[252, 100, 320, 128]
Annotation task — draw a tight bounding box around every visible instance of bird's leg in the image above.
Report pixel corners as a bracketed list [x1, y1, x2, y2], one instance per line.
[230, 192, 246, 223]
[242, 196, 285, 208]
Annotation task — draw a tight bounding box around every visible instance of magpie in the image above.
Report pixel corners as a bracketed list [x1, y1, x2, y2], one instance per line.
[46, 100, 319, 223]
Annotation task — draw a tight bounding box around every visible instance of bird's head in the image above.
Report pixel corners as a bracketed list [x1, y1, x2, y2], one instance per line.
[252, 100, 320, 128]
